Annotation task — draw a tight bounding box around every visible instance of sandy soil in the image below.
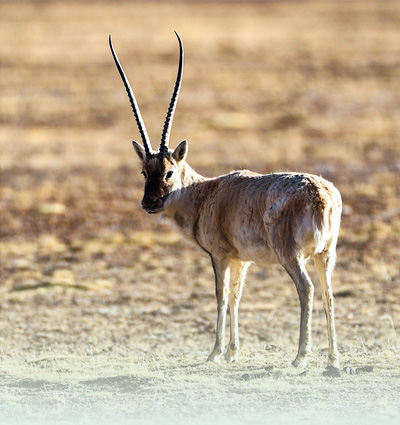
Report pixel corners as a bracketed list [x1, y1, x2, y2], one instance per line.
[1, 1, 399, 424]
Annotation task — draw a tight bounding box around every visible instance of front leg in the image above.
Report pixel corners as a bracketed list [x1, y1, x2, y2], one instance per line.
[225, 261, 249, 362]
[207, 256, 230, 363]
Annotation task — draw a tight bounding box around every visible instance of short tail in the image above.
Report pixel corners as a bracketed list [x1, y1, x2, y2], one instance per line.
[312, 189, 342, 255]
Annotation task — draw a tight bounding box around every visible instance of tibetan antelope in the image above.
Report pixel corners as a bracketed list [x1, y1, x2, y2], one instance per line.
[109, 32, 342, 374]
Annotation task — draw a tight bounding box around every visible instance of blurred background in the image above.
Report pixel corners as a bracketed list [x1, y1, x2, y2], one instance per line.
[1, 0, 399, 242]
[0, 1, 399, 358]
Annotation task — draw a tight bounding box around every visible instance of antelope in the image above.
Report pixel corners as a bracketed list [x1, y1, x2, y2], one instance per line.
[109, 32, 342, 375]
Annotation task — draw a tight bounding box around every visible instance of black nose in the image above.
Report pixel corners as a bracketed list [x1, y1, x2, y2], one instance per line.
[142, 195, 160, 210]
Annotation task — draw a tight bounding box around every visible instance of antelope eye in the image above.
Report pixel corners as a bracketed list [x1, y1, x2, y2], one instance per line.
[165, 171, 174, 180]
[141, 171, 147, 179]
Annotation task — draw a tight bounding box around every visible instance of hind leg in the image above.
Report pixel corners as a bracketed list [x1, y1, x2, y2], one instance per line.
[280, 255, 315, 369]
[314, 249, 340, 369]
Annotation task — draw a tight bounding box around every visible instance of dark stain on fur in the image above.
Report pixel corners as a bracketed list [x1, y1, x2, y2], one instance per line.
[174, 211, 187, 229]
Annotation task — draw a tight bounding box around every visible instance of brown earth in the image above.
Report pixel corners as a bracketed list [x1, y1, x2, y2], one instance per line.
[0, 1, 399, 424]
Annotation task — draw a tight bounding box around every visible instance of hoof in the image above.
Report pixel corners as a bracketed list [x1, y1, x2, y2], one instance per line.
[206, 356, 221, 363]
[292, 358, 300, 368]
[207, 351, 223, 363]
[328, 356, 340, 370]
[292, 356, 308, 369]
[224, 351, 238, 363]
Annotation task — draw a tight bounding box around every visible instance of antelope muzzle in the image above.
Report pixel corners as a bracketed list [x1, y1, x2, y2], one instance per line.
[141, 193, 169, 214]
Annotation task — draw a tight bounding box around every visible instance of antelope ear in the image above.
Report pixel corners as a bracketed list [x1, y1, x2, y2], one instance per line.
[132, 140, 146, 161]
[172, 140, 188, 162]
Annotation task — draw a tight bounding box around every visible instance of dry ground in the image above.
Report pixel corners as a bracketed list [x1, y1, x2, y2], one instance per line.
[0, 1, 399, 424]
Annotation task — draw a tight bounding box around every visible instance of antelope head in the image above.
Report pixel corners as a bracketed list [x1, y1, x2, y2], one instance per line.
[109, 32, 188, 214]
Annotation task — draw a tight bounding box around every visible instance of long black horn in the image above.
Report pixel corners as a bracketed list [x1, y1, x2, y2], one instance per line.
[109, 35, 153, 157]
[160, 31, 184, 155]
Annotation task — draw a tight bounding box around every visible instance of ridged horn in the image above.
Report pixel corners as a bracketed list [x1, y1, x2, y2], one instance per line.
[109, 35, 153, 157]
[159, 31, 184, 155]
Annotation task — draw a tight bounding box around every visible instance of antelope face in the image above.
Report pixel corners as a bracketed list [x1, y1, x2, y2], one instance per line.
[133, 140, 188, 214]
[109, 31, 185, 214]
